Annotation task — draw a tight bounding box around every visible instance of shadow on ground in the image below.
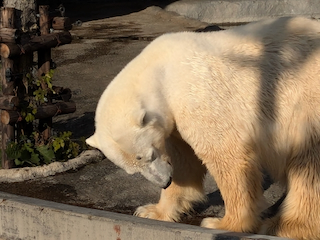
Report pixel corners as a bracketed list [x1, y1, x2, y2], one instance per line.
[53, 112, 95, 139]
[36, 0, 178, 22]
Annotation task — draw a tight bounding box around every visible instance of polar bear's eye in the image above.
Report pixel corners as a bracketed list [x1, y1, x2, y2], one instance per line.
[136, 156, 142, 160]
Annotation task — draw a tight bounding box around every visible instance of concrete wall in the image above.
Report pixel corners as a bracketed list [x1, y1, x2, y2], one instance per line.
[0, 192, 290, 240]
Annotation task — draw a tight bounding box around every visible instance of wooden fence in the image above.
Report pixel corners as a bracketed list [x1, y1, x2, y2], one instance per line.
[0, 5, 75, 168]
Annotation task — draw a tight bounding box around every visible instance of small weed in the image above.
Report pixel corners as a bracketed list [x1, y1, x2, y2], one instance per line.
[3, 131, 85, 167]
[0, 68, 86, 168]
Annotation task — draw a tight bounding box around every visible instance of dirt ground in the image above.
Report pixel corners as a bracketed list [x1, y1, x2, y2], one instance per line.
[0, 1, 285, 227]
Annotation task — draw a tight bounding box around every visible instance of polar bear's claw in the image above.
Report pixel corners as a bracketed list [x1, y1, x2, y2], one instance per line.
[134, 204, 174, 222]
[201, 217, 222, 229]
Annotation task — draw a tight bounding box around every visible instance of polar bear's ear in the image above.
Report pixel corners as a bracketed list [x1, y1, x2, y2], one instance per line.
[138, 109, 156, 127]
[86, 134, 99, 149]
[136, 109, 146, 126]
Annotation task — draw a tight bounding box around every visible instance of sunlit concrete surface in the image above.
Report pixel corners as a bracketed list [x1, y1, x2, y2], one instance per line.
[166, 0, 320, 24]
[0, 192, 291, 240]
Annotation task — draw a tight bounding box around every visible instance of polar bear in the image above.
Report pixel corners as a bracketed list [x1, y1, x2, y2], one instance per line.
[86, 17, 320, 239]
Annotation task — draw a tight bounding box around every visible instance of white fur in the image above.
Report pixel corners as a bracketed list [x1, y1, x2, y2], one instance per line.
[87, 17, 320, 239]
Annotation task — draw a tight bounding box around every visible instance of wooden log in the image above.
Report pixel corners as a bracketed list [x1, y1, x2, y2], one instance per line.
[1, 58, 16, 95]
[30, 31, 72, 48]
[1, 7, 15, 169]
[0, 95, 19, 110]
[36, 101, 76, 119]
[0, 31, 72, 58]
[2, 123, 14, 168]
[39, 5, 50, 36]
[1, 101, 76, 125]
[0, 43, 19, 58]
[1, 110, 20, 125]
[52, 17, 72, 30]
[0, 7, 14, 28]
[0, 8, 16, 98]
[50, 87, 72, 102]
[3, 0, 37, 32]
[16, 51, 34, 143]
[0, 28, 21, 43]
[3, 2, 37, 168]
[38, 5, 52, 142]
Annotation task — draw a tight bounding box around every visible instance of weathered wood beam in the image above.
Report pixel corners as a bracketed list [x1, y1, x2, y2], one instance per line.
[0, 7, 14, 28]
[2, 0, 37, 32]
[0, 28, 21, 43]
[38, 5, 52, 141]
[1, 7, 15, 169]
[1, 101, 76, 125]
[0, 31, 72, 58]
[0, 43, 19, 58]
[0, 95, 19, 110]
[52, 17, 72, 30]
[50, 87, 72, 102]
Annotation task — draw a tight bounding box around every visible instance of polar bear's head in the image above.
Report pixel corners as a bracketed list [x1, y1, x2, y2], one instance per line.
[86, 107, 173, 189]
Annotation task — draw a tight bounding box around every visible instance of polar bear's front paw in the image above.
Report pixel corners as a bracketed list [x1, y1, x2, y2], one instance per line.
[134, 204, 174, 222]
[201, 217, 222, 229]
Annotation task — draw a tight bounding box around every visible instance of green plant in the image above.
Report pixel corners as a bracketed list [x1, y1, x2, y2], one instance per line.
[20, 102, 37, 123]
[52, 131, 80, 161]
[5, 131, 81, 167]
[0, 69, 83, 167]
[22, 69, 56, 123]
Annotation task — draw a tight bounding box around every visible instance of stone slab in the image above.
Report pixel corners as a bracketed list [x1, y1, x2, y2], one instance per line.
[166, 0, 320, 24]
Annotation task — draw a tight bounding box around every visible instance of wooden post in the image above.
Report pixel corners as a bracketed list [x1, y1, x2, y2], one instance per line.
[17, 51, 34, 144]
[52, 17, 72, 30]
[0, 96, 19, 110]
[0, 7, 16, 169]
[2, 0, 37, 32]
[38, 5, 52, 142]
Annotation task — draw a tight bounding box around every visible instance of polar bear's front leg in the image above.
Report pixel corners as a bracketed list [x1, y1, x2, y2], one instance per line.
[134, 181, 205, 221]
[201, 151, 266, 233]
[134, 135, 207, 222]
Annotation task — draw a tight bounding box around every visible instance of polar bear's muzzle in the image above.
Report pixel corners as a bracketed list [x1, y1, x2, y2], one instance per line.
[141, 157, 173, 189]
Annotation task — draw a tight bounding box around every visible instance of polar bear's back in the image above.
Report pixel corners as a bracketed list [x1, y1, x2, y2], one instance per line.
[143, 17, 320, 176]
[96, 16, 320, 179]
[144, 17, 320, 59]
